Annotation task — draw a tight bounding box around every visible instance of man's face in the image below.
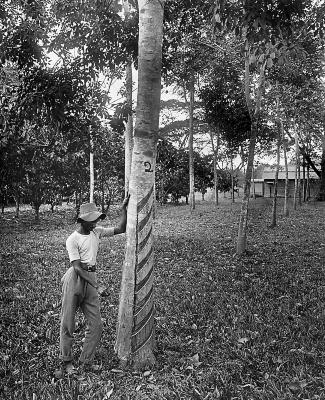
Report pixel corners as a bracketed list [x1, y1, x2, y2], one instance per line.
[81, 218, 99, 233]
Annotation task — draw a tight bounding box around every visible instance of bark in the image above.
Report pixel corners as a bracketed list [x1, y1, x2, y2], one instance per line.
[236, 123, 257, 254]
[33, 204, 40, 222]
[116, 0, 164, 370]
[293, 128, 299, 210]
[101, 175, 105, 213]
[188, 72, 195, 211]
[251, 165, 255, 200]
[307, 164, 311, 200]
[298, 154, 302, 206]
[124, 61, 134, 195]
[14, 194, 20, 218]
[124, 1, 133, 177]
[302, 156, 306, 202]
[236, 47, 265, 255]
[90, 135, 94, 203]
[282, 120, 289, 217]
[319, 136, 325, 200]
[231, 157, 235, 203]
[123, 0, 134, 196]
[270, 106, 281, 228]
[210, 129, 219, 205]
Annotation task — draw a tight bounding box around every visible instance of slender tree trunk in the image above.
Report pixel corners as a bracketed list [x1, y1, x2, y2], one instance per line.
[1, 197, 5, 214]
[302, 156, 306, 202]
[188, 72, 195, 211]
[210, 129, 219, 205]
[236, 48, 265, 255]
[123, 0, 134, 195]
[236, 124, 257, 254]
[307, 164, 311, 200]
[14, 194, 20, 218]
[293, 127, 299, 210]
[251, 165, 255, 200]
[101, 174, 105, 213]
[298, 154, 302, 206]
[115, 0, 164, 370]
[230, 157, 235, 203]
[90, 134, 94, 203]
[282, 121, 289, 217]
[34, 203, 40, 222]
[270, 108, 281, 227]
[125, 61, 134, 195]
[319, 135, 325, 200]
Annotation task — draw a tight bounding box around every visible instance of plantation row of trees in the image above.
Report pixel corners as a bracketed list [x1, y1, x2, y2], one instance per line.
[1, 1, 325, 218]
[1, 0, 325, 368]
[0, 120, 236, 217]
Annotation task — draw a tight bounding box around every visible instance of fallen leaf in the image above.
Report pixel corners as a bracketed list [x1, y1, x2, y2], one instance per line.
[238, 337, 249, 344]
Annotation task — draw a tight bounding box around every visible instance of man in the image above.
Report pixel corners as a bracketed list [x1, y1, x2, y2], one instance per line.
[60, 197, 129, 374]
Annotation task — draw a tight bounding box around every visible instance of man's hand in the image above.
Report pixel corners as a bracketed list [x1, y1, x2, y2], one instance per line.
[97, 285, 109, 296]
[114, 194, 130, 235]
[122, 193, 130, 209]
[72, 261, 98, 288]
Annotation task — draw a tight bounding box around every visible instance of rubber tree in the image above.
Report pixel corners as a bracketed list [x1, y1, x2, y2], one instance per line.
[123, 0, 135, 194]
[188, 72, 195, 210]
[236, 48, 266, 255]
[270, 93, 281, 228]
[209, 127, 220, 205]
[282, 121, 290, 217]
[115, 0, 165, 369]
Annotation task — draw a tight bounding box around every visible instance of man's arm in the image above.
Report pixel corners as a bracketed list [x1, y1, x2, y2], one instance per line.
[71, 260, 98, 289]
[114, 195, 130, 235]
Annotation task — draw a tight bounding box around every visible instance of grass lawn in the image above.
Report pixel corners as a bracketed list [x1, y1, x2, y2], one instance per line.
[1, 198, 325, 400]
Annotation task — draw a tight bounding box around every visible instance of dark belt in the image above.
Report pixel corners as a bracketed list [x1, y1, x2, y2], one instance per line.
[81, 264, 96, 272]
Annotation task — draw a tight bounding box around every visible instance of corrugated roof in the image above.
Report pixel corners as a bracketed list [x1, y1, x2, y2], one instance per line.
[263, 165, 319, 180]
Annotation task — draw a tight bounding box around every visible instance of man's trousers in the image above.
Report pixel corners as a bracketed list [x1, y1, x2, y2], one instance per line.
[60, 267, 103, 364]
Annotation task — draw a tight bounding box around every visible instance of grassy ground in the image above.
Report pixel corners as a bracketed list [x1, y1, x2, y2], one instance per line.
[1, 197, 325, 400]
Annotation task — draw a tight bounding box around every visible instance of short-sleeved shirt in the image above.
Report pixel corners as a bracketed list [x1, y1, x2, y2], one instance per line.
[66, 226, 114, 266]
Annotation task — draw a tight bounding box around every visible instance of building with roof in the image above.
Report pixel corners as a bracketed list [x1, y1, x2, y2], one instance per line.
[252, 164, 320, 198]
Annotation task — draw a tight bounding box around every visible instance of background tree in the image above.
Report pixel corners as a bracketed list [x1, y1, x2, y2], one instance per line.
[212, 0, 325, 254]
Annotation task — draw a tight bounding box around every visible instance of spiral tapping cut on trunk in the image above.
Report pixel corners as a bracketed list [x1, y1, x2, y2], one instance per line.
[131, 185, 155, 354]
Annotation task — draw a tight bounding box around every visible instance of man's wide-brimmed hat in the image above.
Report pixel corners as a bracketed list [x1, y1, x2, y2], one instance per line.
[77, 203, 106, 223]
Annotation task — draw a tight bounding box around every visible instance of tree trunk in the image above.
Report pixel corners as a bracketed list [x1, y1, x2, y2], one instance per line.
[188, 72, 195, 211]
[34, 205, 40, 222]
[307, 164, 311, 200]
[209, 129, 219, 205]
[115, 0, 164, 370]
[236, 46, 265, 255]
[14, 194, 20, 218]
[251, 165, 255, 200]
[236, 122, 257, 254]
[319, 135, 325, 200]
[293, 128, 299, 210]
[270, 115, 281, 228]
[302, 156, 306, 202]
[298, 154, 302, 206]
[230, 157, 235, 203]
[90, 135, 94, 203]
[123, 0, 134, 196]
[101, 174, 105, 213]
[282, 121, 289, 217]
[125, 61, 134, 195]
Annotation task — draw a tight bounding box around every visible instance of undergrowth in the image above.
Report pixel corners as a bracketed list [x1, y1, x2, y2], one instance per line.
[1, 198, 325, 399]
